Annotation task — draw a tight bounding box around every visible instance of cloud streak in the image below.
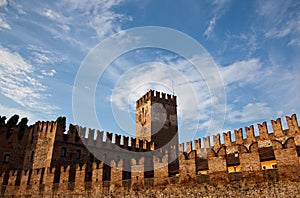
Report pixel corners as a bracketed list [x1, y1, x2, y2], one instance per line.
[204, 0, 231, 38]
[0, 47, 59, 114]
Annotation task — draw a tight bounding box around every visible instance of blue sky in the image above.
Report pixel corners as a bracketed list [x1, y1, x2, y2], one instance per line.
[0, 0, 299, 143]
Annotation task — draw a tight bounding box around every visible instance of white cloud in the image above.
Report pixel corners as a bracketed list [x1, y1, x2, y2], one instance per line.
[227, 102, 272, 123]
[220, 58, 262, 86]
[0, 47, 58, 114]
[41, 69, 56, 77]
[43, 8, 63, 21]
[0, 14, 10, 30]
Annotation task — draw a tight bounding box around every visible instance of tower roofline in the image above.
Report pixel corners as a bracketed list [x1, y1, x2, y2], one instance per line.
[136, 89, 177, 108]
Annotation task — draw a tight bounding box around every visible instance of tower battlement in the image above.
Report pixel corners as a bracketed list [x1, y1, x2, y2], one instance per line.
[136, 90, 177, 108]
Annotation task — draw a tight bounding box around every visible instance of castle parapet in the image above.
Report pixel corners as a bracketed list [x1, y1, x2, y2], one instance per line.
[258, 121, 269, 140]
[286, 114, 299, 135]
[245, 125, 256, 144]
[271, 118, 284, 137]
[234, 128, 243, 144]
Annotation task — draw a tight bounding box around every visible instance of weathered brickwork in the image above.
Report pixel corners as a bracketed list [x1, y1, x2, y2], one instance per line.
[0, 90, 299, 197]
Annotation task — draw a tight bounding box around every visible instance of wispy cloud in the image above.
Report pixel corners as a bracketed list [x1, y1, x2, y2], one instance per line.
[34, 0, 129, 51]
[204, 0, 231, 38]
[0, 14, 10, 30]
[257, 0, 300, 46]
[0, 47, 59, 114]
[27, 44, 66, 66]
[227, 102, 272, 123]
[204, 16, 216, 38]
[0, 0, 10, 30]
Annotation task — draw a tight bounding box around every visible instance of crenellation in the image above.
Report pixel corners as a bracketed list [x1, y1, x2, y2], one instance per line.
[153, 153, 169, 186]
[167, 94, 171, 100]
[106, 132, 113, 143]
[76, 126, 86, 138]
[223, 131, 232, 146]
[96, 130, 104, 146]
[258, 121, 269, 140]
[245, 125, 256, 144]
[123, 136, 129, 148]
[186, 141, 193, 153]
[136, 90, 152, 108]
[155, 90, 161, 98]
[178, 143, 184, 152]
[87, 128, 95, 147]
[207, 147, 228, 184]
[203, 136, 211, 149]
[286, 114, 299, 135]
[150, 141, 155, 151]
[88, 128, 95, 141]
[115, 134, 121, 146]
[137, 139, 143, 151]
[179, 150, 197, 182]
[131, 157, 144, 189]
[130, 137, 136, 150]
[213, 134, 221, 150]
[271, 118, 284, 137]
[143, 140, 149, 150]
[234, 128, 243, 144]
[194, 139, 201, 156]
[110, 159, 123, 191]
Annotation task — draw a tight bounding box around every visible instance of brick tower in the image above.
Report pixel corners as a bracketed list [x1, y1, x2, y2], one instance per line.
[136, 90, 178, 149]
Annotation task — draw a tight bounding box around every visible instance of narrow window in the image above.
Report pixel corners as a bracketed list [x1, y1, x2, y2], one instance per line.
[262, 166, 266, 170]
[4, 154, 10, 163]
[76, 150, 81, 159]
[272, 164, 277, 169]
[61, 147, 66, 157]
[30, 151, 34, 162]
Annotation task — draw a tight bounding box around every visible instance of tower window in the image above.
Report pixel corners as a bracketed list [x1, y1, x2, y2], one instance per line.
[76, 150, 81, 159]
[61, 147, 66, 157]
[271, 164, 277, 169]
[4, 154, 10, 163]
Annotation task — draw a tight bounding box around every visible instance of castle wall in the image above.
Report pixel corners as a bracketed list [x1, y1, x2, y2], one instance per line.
[0, 113, 300, 197]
